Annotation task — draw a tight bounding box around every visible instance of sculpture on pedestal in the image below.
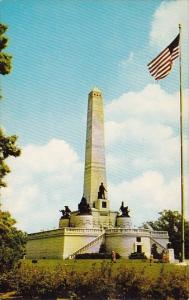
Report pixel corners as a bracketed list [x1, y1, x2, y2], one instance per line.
[120, 201, 130, 217]
[78, 196, 92, 215]
[98, 182, 107, 199]
[60, 206, 71, 219]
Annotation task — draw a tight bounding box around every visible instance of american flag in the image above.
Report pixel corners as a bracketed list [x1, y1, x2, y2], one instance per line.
[148, 34, 180, 80]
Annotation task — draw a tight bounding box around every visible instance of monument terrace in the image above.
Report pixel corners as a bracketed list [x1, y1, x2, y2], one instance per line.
[26, 88, 173, 261]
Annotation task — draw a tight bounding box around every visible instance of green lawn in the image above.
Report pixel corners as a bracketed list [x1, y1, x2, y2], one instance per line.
[22, 258, 189, 279]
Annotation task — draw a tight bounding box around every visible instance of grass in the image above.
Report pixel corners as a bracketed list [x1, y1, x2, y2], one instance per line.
[21, 258, 189, 279]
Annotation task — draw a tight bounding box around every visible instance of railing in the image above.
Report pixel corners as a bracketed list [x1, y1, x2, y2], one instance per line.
[106, 228, 150, 234]
[64, 227, 104, 234]
[106, 228, 168, 237]
[67, 232, 105, 259]
[151, 231, 168, 237]
[28, 227, 168, 241]
[151, 237, 166, 251]
[28, 227, 104, 239]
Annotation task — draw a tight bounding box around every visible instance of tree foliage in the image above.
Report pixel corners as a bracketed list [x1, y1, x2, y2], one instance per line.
[0, 23, 21, 187]
[0, 210, 27, 272]
[0, 23, 12, 75]
[144, 210, 189, 259]
[0, 23, 26, 273]
[0, 128, 21, 187]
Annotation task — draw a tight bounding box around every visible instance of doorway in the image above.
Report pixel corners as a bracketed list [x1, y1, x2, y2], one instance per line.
[137, 245, 142, 253]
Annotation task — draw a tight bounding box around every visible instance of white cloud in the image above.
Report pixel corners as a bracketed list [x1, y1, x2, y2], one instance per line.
[1, 139, 83, 232]
[105, 85, 189, 173]
[106, 119, 174, 145]
[119, 52, 134, 67]
[150, 0, 189, 48]
[109, 171, 189, 225]
[106, 84, 188, 124]
[105, 84, 189, 221]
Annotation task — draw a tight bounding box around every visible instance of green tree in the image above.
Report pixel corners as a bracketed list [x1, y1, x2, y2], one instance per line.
[0, 129, 21, 187]
[144, 210, 189, 259]
[0, 210, 27, 272]
[0, 23, 26, 273]
[0, 23, 21, 187]
[0, 22, 21, 186]
[0, 23, 12, 75]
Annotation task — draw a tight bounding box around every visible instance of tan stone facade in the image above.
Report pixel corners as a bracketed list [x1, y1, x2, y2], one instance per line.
[83, 88, 107, 206]
[27, 225, 169, 259]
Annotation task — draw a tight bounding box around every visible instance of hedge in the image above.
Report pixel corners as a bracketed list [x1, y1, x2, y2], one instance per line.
[0, 262, 189, 299]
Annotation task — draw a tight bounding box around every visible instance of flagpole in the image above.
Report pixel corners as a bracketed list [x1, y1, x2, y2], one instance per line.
[179, 23, 185, 262]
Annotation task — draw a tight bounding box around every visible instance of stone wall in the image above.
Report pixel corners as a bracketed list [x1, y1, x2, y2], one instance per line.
[26, 227, 169, 260]
[26, 230, 65, 259]
[90, 209, 117, 228]
[105, 228, 157, 258]
[26, 228, 103, 259]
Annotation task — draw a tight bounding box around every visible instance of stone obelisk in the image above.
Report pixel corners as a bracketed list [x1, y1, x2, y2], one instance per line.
[83, 88, 107, 206]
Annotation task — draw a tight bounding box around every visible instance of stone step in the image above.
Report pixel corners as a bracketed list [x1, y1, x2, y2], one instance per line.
[66, 232, 105, 259]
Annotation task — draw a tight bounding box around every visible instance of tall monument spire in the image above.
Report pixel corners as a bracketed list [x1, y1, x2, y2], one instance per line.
[83, 88, 107, 206]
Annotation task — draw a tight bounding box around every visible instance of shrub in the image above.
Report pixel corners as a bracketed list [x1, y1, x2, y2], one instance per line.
[1, 261, 189, 299]
[99, 243, 106, 253]
[13, 263, 115, 299]
[129, 252, 147, 259]
[150, 268, 189, 299]
[0, 271, 13, 292]
[14, 265, 68, 298]
[115, 266, 151, 299]
[64, 262, 115, 299]
[151, 243, 162, 259]
[75, 252, 120, 259]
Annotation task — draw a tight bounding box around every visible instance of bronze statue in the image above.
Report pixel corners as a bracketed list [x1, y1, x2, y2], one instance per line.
[120, 201, 130, 217]
[98, 182, 107, 199]
[60, 206, 71, 219]
[78, 196, 92, 215]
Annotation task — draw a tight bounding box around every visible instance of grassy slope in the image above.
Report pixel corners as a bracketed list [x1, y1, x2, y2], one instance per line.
[22, 258, 189, 279]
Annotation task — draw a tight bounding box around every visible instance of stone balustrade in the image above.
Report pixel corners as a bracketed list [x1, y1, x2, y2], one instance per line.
[28, 227, 168, 243]
[106, 228, 168, 238]
[28, 227, 104, 240]
[64, 227, 104, 234]
[151, 231, 169, 238]
[106, 228, 150, 234]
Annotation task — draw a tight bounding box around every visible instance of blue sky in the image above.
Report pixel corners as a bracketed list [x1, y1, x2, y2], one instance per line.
[1, 0, 189, 232]
[1, 0, 161, 149]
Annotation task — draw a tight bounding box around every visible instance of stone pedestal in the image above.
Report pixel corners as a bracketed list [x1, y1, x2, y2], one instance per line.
[116, 216, 132, 228]
[73, 215, 93, 229]
[59, 218, 70, 228]
[94, 198, 110, 211]
[167, 248, 175, 263]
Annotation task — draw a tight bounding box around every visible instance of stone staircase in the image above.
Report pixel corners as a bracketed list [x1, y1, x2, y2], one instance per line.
[151, 237, 166, 252]
[66, 232, 105, 259]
